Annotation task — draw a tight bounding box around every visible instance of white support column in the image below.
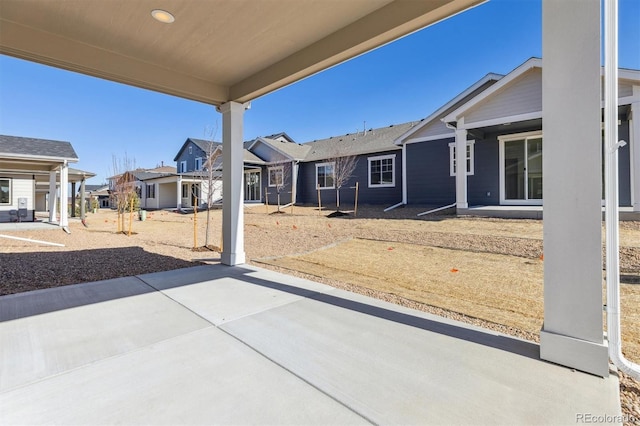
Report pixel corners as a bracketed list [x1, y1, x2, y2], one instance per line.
[455, 128, 468, 210]
[291, 161, 298, 204]
[402, 143, 407, 204]
[59, 161, 69, 228]
[540, 0, 609, 377]
[176, 176, 182, 210]
[80, 178, 86, 220]
[632, 92, 640, 211]
[219, 101, 246, 266]
[48, 169, 57, 223]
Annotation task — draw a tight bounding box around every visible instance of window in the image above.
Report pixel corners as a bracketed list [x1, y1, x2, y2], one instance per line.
[368, 154, 395, 188]
[195, 157, 203, 171]
[179, 161, 187, 173]
[316, 162, 335, 189]
[268, 166, 283, 187]
[449, 141, 475, 176]
[0, 178, 10, 204]
[146, 184, 156, 199]
[188, 146, 192, 155]
[181, 183, 189, 198]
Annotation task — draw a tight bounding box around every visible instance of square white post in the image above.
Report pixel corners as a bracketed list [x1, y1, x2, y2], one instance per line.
[48, 169, 57, 223]
[219, 101, 246, 265]
[80, 178, 86, 220]
[176, 176, 182, 210]
[291, 160, 298, 204]
[59, 161, 69, 228]
[455, 128, 468, 209]
[540, 0, 609, 377]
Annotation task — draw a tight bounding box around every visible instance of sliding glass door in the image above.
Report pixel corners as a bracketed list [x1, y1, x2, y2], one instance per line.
[500, 133, 543, 204]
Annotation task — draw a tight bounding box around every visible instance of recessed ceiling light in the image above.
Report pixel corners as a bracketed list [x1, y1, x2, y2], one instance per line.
[151, 9, 175, 23]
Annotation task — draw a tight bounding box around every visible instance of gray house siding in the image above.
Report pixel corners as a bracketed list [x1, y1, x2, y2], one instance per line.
[296, 150, 402, 206]
[467, 138, 500, 205]
[465, 68, 542, 126]
[251, 142, 288, 163]
[406, 139, 455, 205]
[262, 165, 293, 206]
[175, 141, 206, 173]
[619, 120, 631, 206]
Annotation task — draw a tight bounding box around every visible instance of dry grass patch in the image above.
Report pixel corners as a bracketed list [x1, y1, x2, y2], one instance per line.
[259, 238, 545, 333]
[257, 237, 640, 364]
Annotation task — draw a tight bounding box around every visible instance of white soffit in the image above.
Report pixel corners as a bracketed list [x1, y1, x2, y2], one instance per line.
[0, 0, 485, 105]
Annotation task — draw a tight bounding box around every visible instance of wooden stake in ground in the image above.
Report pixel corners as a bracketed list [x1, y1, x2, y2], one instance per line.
[193, 205, 198, 249]
[127, 197, 133, 236]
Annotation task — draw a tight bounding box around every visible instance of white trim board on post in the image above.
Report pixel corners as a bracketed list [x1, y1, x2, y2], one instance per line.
[540, 0, 609, 377]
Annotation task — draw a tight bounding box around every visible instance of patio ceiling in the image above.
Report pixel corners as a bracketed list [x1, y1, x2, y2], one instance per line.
[0, 0, 484, 106]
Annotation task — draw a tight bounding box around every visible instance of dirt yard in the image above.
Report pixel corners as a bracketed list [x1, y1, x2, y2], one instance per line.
[1, 204, 639, 422]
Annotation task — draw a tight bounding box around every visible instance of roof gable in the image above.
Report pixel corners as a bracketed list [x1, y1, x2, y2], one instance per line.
[0, 134, 79, 161]
[173, 138, 221, 161]
[443, 58, 543, 126]
[395, 73, 503, 144]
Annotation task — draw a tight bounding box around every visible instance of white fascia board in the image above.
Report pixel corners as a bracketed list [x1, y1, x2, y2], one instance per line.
[0, 153, 78, 163]
[393, 72, 504, 145]
[443, 58, 543, 124]
[605, 68, 640, 81]
[460, 111, 542, 130]
[404, 132, 455, 144]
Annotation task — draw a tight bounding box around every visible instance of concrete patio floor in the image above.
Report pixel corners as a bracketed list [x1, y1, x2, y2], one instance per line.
[0, 264, 622, 425]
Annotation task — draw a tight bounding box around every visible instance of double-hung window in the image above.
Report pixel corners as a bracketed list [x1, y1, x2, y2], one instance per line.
[0, 178, 10, 204]
[268, 166, 283, 187]
[368, 154, 395, 188]
[195, 157, 203, 171]
[449, 141, 475, 176]
[146, 183, 156, 199]
[315, 162, 335, 189]
[179, 161, 187, 173]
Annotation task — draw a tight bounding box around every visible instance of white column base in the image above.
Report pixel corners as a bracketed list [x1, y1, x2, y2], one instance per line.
[540, 328, 610, 377]
[221, 251, 246, 266]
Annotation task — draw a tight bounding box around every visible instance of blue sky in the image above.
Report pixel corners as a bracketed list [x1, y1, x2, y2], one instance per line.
[1, 0, 639, 184]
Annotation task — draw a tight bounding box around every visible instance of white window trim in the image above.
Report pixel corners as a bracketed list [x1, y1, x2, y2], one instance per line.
[0, 178, 11, 205]
[195, 157, 203, 171]
[268, 166, 284, 187]
[368, 154, 396, 188]
[179, 161, 187, 173]
[188, 146, 192, 155]
[498, 131, 543, 206]
[449, 140, 475, 176]
[315, 162, 335, 190]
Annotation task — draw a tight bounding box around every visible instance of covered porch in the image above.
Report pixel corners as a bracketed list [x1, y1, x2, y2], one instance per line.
[0, 264, 621, 424]
[0, 0, 632, 400]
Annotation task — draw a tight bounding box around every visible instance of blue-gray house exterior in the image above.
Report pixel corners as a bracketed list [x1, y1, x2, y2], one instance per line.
[175, 58, 639, 213]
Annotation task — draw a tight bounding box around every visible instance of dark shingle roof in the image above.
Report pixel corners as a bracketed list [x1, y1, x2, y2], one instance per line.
[0, 135, 78, 160]
[301, 122, 417, 162]
[189, 138, 221, 154]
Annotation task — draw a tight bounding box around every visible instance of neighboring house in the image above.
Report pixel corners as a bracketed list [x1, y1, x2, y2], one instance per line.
[169, 59, 639, 214]
[395, 57, 640, 213]
[174, 137, 265, 207]
[0, 135, 95, 223]
[81, 184, 110, 209]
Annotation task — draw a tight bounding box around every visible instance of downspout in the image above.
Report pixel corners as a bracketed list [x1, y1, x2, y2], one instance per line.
[604, 0, 640, 380]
